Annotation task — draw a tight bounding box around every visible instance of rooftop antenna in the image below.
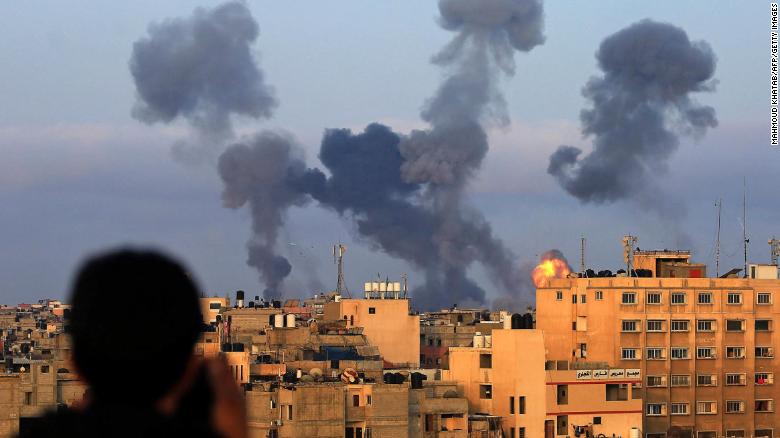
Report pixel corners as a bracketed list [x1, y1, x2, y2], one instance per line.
[333, 244, 350, 298]
[769, 237, 780, 266]
[580, 237, 587, 277]
[743, 178, 749, 278]
[401, 273, 408, 299]
[622, 235, 638, 276]
[715, 199, 722, 277]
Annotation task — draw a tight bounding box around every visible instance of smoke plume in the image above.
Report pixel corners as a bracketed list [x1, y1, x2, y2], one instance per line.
[548, 19, 717, 204]
[218, 131, 321, 299]
[130, 1, 277, 161]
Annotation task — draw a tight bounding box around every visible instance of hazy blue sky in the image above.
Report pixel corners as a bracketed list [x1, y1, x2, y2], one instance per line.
[1, 1, 777, 306]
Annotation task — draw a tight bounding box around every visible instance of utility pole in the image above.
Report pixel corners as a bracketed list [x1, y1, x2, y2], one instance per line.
[715, 199, 722, 277]
[743, 178, 749, 278]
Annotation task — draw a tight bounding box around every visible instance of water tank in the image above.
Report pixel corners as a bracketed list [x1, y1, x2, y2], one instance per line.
[273, 314, 284, 328]
[484, 335, 492, 348]
[473, 333, 484, 348]
[630, 427, 641, 438]
[285, 314, 295, 328]
[511, 313, 522, 329]
[235, 290, 245, 308]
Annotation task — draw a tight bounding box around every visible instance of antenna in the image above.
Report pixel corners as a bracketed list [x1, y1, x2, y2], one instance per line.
[770, 237, 780, 266]
[333, 244, 350, 298]
[401, 273, 408, 299]
[743, 178, 749, 278]
[715, 199, 722, 277]
[622, 235, 638, 276]
[580, 237, 586, 277]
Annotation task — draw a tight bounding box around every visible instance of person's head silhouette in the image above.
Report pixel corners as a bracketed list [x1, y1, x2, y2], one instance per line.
[67, 248, 202, 404]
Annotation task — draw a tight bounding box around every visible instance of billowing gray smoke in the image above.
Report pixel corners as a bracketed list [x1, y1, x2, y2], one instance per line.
[548, 19, 717, 203]
[130, 1, 277, 160]
[218, 131, 321, 299]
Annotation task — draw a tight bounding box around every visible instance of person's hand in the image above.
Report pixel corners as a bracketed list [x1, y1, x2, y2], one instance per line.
[206, 356, 248, 438]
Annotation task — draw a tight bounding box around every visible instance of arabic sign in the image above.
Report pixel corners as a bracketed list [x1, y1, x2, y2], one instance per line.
[576, 368, 641, 380]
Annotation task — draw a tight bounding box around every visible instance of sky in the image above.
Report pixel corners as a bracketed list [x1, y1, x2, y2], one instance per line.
[0, 1, 777, 307]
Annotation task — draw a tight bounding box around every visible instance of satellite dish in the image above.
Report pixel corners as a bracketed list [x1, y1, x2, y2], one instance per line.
[342, 367, 358, 383]
[309, 367, 323, 378]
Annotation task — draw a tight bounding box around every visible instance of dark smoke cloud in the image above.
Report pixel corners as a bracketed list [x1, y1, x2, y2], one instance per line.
[218, 131, 320, 299]
[130, 1, 277, 160]
[548, 19, 717, 204]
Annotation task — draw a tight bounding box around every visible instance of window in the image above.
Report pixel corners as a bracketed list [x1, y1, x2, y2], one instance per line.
[697, 292, 713, 304]
[592, 417, 601, 425]
[725, 431, 745, 437]
[646, 375, 666, 387]
[756, 346, 774, 358]
[572, 294, 577, 304]
[621, 292, 636, 304]
[209, 302, 221, 310]
[621, 348, 638, 360]
[556, 385, 568, 405]
[368, 307, 376, 314]
[755, 319, 772, 331]
[606, 384, 628, 401]
[621, 320, 639, 332]
[595, 290, 603, 300]
[671, 292, 686, 304]
[436, 339, 441, 347]
[518, 428, 526, 438]
[646, 292, 661, 304]
[366, 395, 372, 406]
[696, 346, 716, 359]
[726, 374, 746, 386]
[518, 396, 525, 414]
[755, 430, 774, 438]
[726, 400, 745, 413]
[670, 402, 689, 415]
[696, 320, 714, 332]
[580, 294, 586, 303]
[696, 401, 717, 414]
[24, 392, 32, 405]
[479, 354, 492, 369]
[646, 403, 666, 416]
[40, 365, 49, 374]
[353, 394, 360, 407]
[646, 347, 665, 360]
[270, 398, 277, 409]
[755, 372, 774, 385]
[671, 347, 689, 360]
[285, 405, 293, 421]
[755, 399, 774, 412]
[578, 343, 587, 358]
[670, 375, 690, 387]
[757, 292, 772, 304]
[555, 291, 563, 301]
[726, 319, 745, 331]
[726, 346, 745, 359]
[509, 396, 514, 414]
[647, 320, 664, 332]
[727, 292, 742, 304]
[697, 374, 717, 386]
[479, 385, 492, 399]
[671, 320, 689, 332]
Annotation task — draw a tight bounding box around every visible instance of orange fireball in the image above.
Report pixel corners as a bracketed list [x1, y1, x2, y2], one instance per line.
[531, 251, 572, 287]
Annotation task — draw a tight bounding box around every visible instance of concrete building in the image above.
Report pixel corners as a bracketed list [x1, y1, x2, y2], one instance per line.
[537, 271, 780, 437]
[324, 294, 420, 368]
[444, 328, 642, 438]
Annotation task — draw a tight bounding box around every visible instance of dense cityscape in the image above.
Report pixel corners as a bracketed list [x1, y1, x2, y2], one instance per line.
[2, 240, 779, 437]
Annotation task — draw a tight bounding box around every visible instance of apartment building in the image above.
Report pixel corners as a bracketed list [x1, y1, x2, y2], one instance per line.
[537, 274, 780, 437]
[445, 328, 642, 438]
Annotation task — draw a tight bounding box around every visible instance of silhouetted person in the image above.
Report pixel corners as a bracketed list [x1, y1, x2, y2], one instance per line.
[18, 248, 246, 438]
